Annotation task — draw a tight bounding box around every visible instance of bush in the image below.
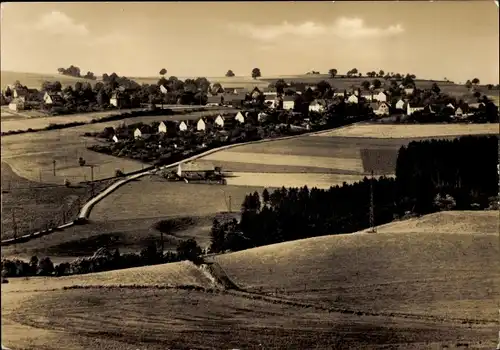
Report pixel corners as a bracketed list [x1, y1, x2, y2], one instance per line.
[115, 169, 125, 177]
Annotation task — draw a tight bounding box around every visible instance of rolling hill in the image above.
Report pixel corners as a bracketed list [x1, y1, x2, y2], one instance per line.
[1, 71, 95, 90]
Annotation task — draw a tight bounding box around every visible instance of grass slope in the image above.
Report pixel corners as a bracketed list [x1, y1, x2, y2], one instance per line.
[215, 211, 500, 322]
[314, 123, 500, 139]
[0, 162, 92, 240]
[1, 71, 95, 90]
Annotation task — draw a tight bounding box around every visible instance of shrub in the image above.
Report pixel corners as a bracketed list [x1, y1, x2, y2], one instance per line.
[37, 257, 54, 276]
[115, 169, 125, 177]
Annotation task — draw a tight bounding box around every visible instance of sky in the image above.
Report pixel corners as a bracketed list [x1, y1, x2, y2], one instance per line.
[1, 1, 499, 84]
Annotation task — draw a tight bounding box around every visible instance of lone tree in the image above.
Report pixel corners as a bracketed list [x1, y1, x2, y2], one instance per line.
[328, 68, 338, 78]
[471, 78, 480, 86]
[465, 80, 473, 89]
[159, 68, 167, 76]
[225, 70, 235, 77]
[251, 68, 262, 79]
[378, 70, 385, 77]
[372, 79, 382, 89]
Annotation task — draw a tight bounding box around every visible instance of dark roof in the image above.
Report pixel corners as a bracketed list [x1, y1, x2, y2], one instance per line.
[224, 93, 246, 102]
[282, 95, 295, 102]
[206, 95, 222, 104]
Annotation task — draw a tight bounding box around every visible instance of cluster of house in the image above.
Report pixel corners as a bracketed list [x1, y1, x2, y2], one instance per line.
[209, 83, 489, 118]
[5, 88, 65, 111]
[120, 111, 264, 142]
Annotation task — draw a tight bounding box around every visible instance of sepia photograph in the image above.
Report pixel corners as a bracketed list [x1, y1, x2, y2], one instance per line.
[1, 1, 499, 349]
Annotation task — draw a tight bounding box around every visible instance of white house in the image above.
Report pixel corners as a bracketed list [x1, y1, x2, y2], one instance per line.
[214, 115, 225, 127]
[8, 99, 25, 111]
[374, 91, 388, 102]
[160, 85, 169, 94]
[446, 103, 455, 110]
[347, 94, 359, 104]
[283, 98, 295, 110]
[395, 99, 405, 110]
[112, 135, 120, 143]
[43, 92, 64, 105]
[196, 118, 206, 131]
[179, 121, 188, 132]
[133, 128, 143, 139]
[404, 88, 415, 95]
[407, 103, 425, 116]
[235, 111, 245, 124]
[375, 102, 391, 116]
[361, 93, 374, 101]
[309, 100, 325, 112]
[455, 107, 464, 117]
[158, 121, 168, 133]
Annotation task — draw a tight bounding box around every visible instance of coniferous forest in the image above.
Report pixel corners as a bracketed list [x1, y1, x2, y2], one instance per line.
[209, 135, 499, 253]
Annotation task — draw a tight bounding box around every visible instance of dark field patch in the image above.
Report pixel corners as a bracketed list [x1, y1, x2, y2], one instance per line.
[360, 148, 399, 174]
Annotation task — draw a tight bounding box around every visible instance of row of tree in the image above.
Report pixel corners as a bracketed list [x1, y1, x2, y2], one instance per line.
[209, 135, 499, 254]
[57, 65, 96, 80]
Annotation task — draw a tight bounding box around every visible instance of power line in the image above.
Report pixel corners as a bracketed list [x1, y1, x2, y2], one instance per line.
[369, 170, 376, 233]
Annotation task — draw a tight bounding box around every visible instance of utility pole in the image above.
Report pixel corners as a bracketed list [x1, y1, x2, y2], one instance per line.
[369, 170, 376, 233]
[39, 169, 42, 182]
[89, 165, 95, 196]
[228, 195, 232, 213]
[52, 160, 56, 176]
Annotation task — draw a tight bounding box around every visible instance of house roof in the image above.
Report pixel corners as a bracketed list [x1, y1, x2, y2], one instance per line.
[282, 95, 295, 102]
[46, 93, 64, 103]
[224, 93, 246, 102]
[206, 95, 221, 103]
[264, 93, 277, 100]
[181, 161, 215, 172]
[13, 89, 27, 96]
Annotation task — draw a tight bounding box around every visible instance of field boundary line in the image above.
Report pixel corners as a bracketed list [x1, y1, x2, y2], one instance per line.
[1, 122, 361, 246]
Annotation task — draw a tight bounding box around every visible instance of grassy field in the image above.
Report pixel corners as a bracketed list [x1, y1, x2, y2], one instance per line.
[0, 109, 234, 185]
[2, 211, 498, 349]
[1, 70, 95, 90]
[0, 162, 94, 240]
[1, 176, 263, 259]
[215, 211, 499, 323]
[313, 123, 500, 139]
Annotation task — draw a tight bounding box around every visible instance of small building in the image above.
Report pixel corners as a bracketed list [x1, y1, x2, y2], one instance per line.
[206, 95, 223, 106]
[404, 88, 415, 95]
[446, 103, 455, 110]
[158, 121, 177, 134]
[347, 94, 359, 104]
[8, 98, 25, 111]
[372, 102, 391, 116]
[395, 99, 405, 110]
[160, 85, 169, 94]
[235, 111, 245, 124]
[177, 161, 216, 178]
[373, 91, 388, 102]
[112, 135, 120, 143]
[455, 107, 464, 117]
[282, 95, 295, 110]
[12, 89, 27, 99]
[250, 87, 262, 100]
[361, 93, 374, 101]
[43, 92, 64, 105]
[309, 99, 326, 112]
[179, 121, 188, 132]
[197, 118, 206, 131]
[407, 103, 425, 116]
[110, 92, 127, 108]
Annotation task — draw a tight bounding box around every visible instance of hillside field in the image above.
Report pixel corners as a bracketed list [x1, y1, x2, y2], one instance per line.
[0, 109, 234, 185]
[5, 71, 497, 98]
[1, 71, 95, 90]
[0, 162, 95, 240]
[215, 211, 499, 321]
[2, 211, 498, 349]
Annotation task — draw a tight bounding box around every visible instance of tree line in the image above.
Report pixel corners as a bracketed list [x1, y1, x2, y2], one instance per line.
[209, 135, 499, 254]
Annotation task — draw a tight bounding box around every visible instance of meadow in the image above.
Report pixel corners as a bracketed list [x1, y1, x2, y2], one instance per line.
[1, 70, 95, 90]
[313, 123, 500, 139]
[0, 109, 234, 185]
[215, 210, 500, 322]
[2, 211, 497, 349]
[0, 162, 94, 240]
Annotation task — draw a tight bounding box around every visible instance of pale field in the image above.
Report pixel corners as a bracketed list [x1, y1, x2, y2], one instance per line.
[6, 287, 492, 350]
[312, 123, 500, 139]
[2, 212, 498, 349]
[130, 75, 270, 89]
[224, 172, 368, 189]
[0, 109, 234, 184]
[215, 211, 500, 322]
[1, 70, 95, 90]
[90, 176, 264, 222]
